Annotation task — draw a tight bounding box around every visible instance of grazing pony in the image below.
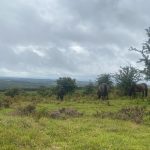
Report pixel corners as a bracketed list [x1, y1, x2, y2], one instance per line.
[97, 83, 109, 100]
[57, 86, 65, 101]
[129, 83, 148, 98]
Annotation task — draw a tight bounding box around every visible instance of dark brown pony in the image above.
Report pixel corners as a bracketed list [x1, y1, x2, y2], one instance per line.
[97, 83, 109, 100]
[129, 83, 148, 98]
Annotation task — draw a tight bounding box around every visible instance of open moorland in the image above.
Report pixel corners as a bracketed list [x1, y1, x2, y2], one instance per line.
[0, 92, 150, 150]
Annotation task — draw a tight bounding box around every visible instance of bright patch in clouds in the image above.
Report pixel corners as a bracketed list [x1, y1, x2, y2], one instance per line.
[13, 45, 46, 57]
[0, 0, 149, 80]
[70, 44, 86, 54]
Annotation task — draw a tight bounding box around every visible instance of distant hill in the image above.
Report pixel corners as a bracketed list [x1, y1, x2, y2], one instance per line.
[0, 77, 89, 90]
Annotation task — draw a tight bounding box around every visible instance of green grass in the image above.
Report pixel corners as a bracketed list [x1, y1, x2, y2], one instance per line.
[0, 97, 150, 150]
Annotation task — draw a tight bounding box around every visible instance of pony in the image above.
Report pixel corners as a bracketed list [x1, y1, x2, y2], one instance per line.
[128, 83, 148, 98]
[97, 83, 109, 100]
[57, 86, 65, 101]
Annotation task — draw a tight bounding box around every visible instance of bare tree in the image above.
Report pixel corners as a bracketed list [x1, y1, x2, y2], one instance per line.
[130, 27, 150, 80]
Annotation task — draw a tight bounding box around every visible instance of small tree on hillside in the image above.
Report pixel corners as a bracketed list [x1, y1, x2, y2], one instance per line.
[5, 88, 20, 98]
[56, 77, 76, 100]
[96, 74, 113, 87]
[114, 66, 141, 96]
[130, 27, 150, 80]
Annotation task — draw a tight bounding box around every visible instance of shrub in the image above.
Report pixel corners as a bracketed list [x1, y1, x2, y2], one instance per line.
[83, 82, 95, 95]
[116, 106, 145, 123]
[114, 66, 141, 96]
[93, 106, 145, 124]
[15, 104, 36, 116]
[49, 111, 63, 119]
[36, 107, 83, 119]
[37, 86, 52, 97]
[97, 74, 113, 87]
[5, 88, 20, 98]
[56, 77, 77, 100]
[59, 108, 83, 117]
[0, 97, 12, 108]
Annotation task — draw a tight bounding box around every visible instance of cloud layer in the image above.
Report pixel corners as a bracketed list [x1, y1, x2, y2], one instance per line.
[0, 0, 150, 80]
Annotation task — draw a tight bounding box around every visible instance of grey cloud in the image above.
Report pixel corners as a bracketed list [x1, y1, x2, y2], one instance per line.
[0, 0, 149, 79]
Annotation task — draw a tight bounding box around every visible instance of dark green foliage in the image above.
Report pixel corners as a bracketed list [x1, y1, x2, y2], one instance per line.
[97, 74, 113, 87]
[83, 82, 95, 95]
[56, 77, 76, 93]
[37, 86, 52, 97]
[130, 27, 150, 80]
[115, 66, 141, 96]
[5, 88, 20, 97]
[56, 77, 76, 100]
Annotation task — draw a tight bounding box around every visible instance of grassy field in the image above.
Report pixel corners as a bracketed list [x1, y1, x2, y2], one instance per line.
[0, 95, 150, 150]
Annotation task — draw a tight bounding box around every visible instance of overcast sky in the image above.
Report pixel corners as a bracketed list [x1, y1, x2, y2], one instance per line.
[0, 0, 150, 80]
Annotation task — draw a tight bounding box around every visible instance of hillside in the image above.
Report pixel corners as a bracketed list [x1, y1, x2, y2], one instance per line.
[0, 77, 89, 90]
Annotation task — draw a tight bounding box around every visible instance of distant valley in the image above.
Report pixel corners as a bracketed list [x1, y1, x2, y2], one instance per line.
[0, 77, 89, 90]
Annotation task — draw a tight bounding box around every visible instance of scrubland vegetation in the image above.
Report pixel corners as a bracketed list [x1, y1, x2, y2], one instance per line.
[0, 89, 150, 150]
[1, 28, 150, 150]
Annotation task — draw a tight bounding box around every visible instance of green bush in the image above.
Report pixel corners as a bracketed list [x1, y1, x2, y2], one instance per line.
[56, 77, 77, 100]
[114, 66, 141, 96]
[5, 88, 20, 98]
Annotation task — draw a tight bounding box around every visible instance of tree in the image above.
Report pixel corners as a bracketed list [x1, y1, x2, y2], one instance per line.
[96, 74, 113, 87]
[130, 27, 150, 80]
[37, 86, 51, 97]
[114, 66, 141, 96]
[83, 81, 95, 95]
[56, 77, 76, 100]
[5, 88, 20, 98]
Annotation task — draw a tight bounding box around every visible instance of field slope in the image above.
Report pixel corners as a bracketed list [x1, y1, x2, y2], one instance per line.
[0, 98, 150, 150]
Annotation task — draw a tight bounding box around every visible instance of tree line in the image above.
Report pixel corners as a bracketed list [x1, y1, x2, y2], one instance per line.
[4, 27, 150, 100]
[52, 27, 150, 100]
